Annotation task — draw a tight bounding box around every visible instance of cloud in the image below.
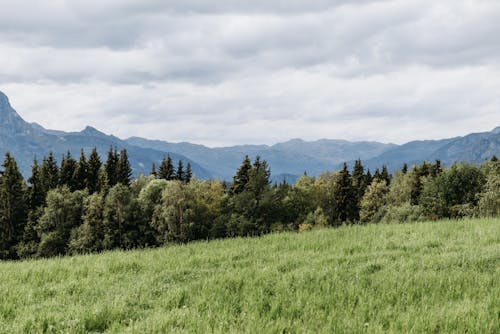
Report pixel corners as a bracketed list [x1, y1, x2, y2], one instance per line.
[0, 0, 499, 146]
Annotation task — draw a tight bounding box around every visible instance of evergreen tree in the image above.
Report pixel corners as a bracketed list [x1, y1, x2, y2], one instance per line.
[176, 160, 185, 181]
[105, 146, 119, 187]
[150, 163, 157, 178]
[158, 155, 175, 180]
[402, 163, 408, 174]
[116, 149, 132, 186]
[380, 165, 390, 185]
[0, 153, 28, 259]
[185, 163, 192, 183]
[333, 163, 357, 224]
[59, 151, 77, 190]
[28, 158, 45, 210]
[86, 147, 102, 193]
[41, 151, 59, 192]
[230, 155, 252, 195]
[73, 149, 88, 191]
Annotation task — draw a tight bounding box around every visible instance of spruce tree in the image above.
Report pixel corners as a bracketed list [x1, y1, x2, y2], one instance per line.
[402, 163, 408, 174]
[0, 153, 28, 259]
[185, 163, 192, 183]
[380, 165, 390, 185]
[150, 163, 157, 178]
[59, 151, 77, 190]
[73, 149, 88, 191]
[105, 146, 119, 187]
[41, 151, 59, 192]
[230, 155, 252, 195]
[331, 163, 357, 225]
[158, 155, 175, 180]
[176, 160, 185, 181]
[116, 149, 132, 186]
[28, 158, 45, 210]
[87, 147, 102, 193]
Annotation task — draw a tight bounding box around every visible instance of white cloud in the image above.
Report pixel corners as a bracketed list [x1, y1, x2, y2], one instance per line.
[0, 0, 499, 146]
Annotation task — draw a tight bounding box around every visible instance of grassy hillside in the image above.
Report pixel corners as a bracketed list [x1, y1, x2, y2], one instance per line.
[0, 218, 499, 333]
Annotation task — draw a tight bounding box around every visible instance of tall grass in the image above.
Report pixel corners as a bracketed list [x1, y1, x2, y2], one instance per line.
[0, 217, 499, 333]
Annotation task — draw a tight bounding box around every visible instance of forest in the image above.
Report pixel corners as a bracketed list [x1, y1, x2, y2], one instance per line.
[0, 147, 498, 260]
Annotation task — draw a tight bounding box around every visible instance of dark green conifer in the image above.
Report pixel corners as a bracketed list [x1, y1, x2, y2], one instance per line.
[59, 151, 77, 190]
[87, 147, 102, 193]
[105, 146, 119, 187]
[0, 153, 28, 259]
[116, 149, 132, 186]
[230, 155, 252, 195]
[176, 160, 185, 181]
[150, 163, 157, 178]
[185, 163, 192, 183]
[158, 155, 175, 180]
[73, 149, 87, 191]
[40, 151, 59, 192]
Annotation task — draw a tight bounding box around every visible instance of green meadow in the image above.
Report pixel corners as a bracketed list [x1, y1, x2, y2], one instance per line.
[0, 217, 499, 333]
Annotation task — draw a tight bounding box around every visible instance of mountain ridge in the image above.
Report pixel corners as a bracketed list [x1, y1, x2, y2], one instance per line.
[1, 91, 499, 181]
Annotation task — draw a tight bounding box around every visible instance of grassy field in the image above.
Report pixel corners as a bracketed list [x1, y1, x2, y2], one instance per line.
[0, 218, 499, 333]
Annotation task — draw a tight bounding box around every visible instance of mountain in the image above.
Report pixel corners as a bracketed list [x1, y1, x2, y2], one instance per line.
[358, 128, 500, 172]
[126, 137, 396, 180]
[0, 92, 211, 178]
[1, 91, 499, 181]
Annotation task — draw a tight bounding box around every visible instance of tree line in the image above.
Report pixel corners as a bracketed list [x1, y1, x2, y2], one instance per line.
[0, 148, 498, 260]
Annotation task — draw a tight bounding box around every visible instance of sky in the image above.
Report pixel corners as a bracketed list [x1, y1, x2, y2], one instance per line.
[0, 0, 499, 147]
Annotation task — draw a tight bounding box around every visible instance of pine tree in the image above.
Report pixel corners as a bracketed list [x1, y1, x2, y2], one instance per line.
[230, 155, 252, 195]
[158, 155, 175, 180]
[185, 163, 192, 183]
[402, 163, 408, 174]
[333, 163, 357, 224]
[176, 160, 185, 181]
[491, 155, 498, 162]
[0, 153, 28, 259]
[351, 159, 367, 221]
[116, 149, 132, 186]
[73, 149, 87, 191]
[380, 165, 390, 185]
[28, 158, 45, 210]
[105, 146, 119, 187]
[87, 147, 102, 193]
[40, 151, 59, 192]
[59, 151, 77, 190]
[150, 163, 157, 178]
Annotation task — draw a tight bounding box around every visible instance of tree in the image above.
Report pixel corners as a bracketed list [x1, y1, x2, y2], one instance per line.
[86, 147, 102, 193]
[41, 151, 59, 192]
[59, 151, 77, 190]
[158, 155, 175, 180]
[36, 187, 86, 257]
[28, 157, 45, 210]
[351, 159, 367, 219]
[69, 193, 105, 254]
[359, 179, 389, 223]
[0, 153, 28, 259]
[73, 149, 88, 191]
[185, 163, 192, 183]
[175, 160, 185, 181]
[116, 149, 132, 186]
[230, 155, 252, 195]
[150, 163, 157, 178]
[333, 163, 357, 224]
[105, 146, 119, 187]
[477, 161, 500, 216]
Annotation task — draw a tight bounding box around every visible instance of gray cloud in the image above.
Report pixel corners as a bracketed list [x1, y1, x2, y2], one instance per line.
[0, 0, 499, 146]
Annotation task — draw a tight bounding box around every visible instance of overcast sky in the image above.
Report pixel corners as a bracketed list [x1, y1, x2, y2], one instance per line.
[1, 0, 499, 146]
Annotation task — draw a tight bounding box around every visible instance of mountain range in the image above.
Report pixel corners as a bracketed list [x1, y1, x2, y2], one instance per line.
[1, 91, 499, 182]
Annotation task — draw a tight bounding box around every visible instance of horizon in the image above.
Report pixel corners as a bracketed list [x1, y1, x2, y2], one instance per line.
[1, 1, 500, 146]
[1, 89, 498, 149]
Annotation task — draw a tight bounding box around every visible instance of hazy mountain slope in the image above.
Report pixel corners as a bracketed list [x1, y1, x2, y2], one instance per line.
[0, 92, 211, 178]
[126, 137, 396, 179]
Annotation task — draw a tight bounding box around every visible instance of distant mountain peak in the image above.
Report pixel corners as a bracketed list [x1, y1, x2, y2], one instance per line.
[492, 126, 500, 134]
[81, 125, 105, 136]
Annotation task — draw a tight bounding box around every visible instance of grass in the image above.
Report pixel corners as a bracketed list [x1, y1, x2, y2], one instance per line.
[0, 217, 499, 333]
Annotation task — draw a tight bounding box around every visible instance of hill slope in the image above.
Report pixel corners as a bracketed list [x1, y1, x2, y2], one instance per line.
[0, 217, 498, 333]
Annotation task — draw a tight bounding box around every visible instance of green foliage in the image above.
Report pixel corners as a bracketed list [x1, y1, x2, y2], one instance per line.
[40, 151, 59, 192]
[116, 149, 132, 186]
[86, 147, 102, 193]
[359, 179, 389, 223]
[158, 154, 175, 180]
[36, 187, 86, 257]
[0, 153, 28, 259]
